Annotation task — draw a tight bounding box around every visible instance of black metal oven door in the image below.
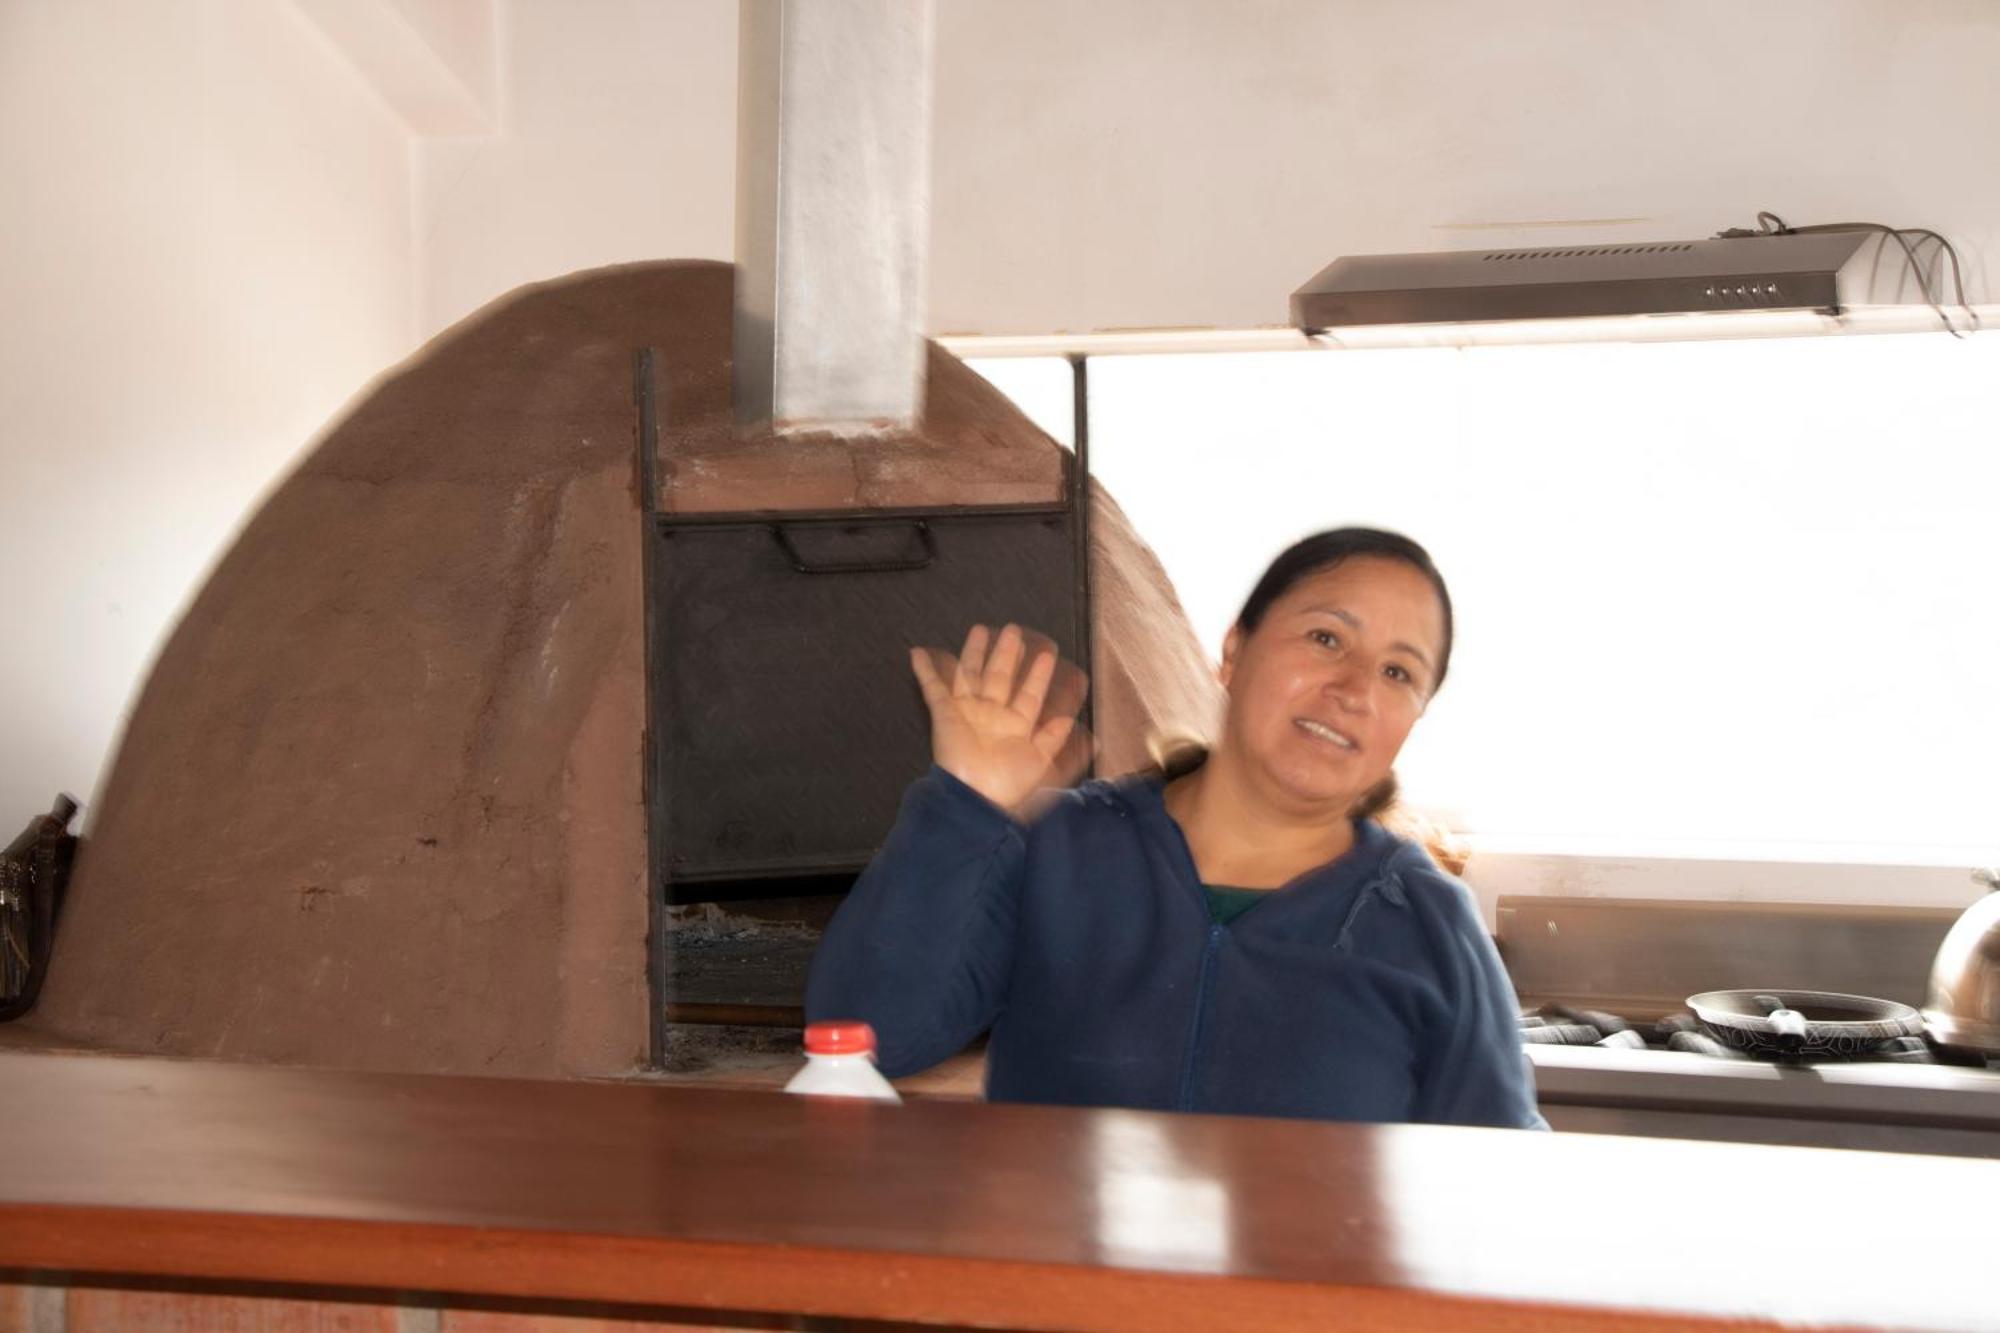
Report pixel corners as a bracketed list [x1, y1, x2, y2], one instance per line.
[651, 506, 1082, 892]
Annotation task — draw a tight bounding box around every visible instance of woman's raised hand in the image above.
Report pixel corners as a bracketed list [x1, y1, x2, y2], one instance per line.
[910, 624, 1092, 818]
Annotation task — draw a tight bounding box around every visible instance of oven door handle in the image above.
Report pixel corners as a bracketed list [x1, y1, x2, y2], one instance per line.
[769, 520, 937, 574]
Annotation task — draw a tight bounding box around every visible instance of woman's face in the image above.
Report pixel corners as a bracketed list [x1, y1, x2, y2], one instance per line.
[1217, 556, 1446, 816]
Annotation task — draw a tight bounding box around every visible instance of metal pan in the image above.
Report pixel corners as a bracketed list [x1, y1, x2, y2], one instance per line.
[1687, 989, 1922, 1063]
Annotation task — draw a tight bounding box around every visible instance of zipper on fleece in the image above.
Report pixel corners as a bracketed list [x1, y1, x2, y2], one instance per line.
[1175, 923, 1226, 1112]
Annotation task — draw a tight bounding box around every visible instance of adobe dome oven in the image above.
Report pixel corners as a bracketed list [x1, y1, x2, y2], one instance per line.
[11, 262, 1222, 1078]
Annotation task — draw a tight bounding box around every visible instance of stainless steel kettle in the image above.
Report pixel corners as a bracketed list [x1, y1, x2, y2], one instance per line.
[1924, 868, 2000, 1055]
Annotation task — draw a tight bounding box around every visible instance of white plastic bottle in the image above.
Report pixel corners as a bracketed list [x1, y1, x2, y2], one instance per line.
[783, 1021, 902, 1102]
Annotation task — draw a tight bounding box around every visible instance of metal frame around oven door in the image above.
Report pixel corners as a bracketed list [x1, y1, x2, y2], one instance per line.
[632, 349, 1096, 1066]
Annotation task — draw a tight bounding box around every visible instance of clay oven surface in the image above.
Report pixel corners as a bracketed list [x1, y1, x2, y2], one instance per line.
[19, 262, 1220, 1077]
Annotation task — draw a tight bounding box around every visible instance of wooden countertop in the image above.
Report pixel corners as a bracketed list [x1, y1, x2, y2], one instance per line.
[0, 1050, 1989, 1332]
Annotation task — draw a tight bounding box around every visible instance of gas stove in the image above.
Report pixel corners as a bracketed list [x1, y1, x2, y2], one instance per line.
[1520, 1002, 2000, 1070]
[1520, 1003, 2000, 1159]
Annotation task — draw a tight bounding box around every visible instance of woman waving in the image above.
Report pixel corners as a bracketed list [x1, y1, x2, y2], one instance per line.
[805, 528, 1542, 1127]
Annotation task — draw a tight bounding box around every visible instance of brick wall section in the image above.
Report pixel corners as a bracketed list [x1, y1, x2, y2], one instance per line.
[64, 1289, 399, 1332]
[0, 1284, 791, 1333]
[440, 1311, 755, 1332]
[0, 1281, 59, 1333]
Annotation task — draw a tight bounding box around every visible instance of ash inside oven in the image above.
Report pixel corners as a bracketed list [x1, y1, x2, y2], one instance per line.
[657, 896, 834, 1071]
[664, 900, 824, 1008]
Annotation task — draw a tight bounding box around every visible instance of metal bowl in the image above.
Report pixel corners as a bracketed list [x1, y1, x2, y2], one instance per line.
[1924, 877, 2000, 1056]
[1687, 989, 1923, 1061]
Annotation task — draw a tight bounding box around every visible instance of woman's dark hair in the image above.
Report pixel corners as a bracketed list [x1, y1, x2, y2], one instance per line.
[1235, 527, 1454, 693]
[1233, 528, 1453, 824]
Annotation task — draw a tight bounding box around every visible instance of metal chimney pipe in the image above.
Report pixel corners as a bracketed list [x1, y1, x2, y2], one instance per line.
[733, 0, 936, 434]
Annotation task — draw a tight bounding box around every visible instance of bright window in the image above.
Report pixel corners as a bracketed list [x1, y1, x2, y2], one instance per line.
[970, 332, 2000, 868]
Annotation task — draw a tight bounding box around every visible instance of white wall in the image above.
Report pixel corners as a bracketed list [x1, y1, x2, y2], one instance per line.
[930, 0, 2000, 333]
[414, 0, 738, 335]
[413, 0, 2000, 340]
[0, 0, 418, 823]
[394, 0, 499, 120]
[292, 0, 498, 135]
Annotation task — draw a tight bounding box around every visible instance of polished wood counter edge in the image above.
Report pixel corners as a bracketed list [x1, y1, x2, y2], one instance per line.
[0, 1051, 1989, 1333]
[4, 1205, 1780, 1333]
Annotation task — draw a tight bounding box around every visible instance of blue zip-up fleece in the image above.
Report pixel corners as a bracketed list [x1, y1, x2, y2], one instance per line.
[806, 766, 1545, 1128]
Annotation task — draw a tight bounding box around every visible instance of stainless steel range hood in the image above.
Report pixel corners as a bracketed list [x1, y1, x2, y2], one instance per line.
[1291, 231, 1877, 331]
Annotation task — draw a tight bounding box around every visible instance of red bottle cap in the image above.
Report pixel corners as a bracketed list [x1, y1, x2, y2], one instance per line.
[804, 1021, 877, 1055]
